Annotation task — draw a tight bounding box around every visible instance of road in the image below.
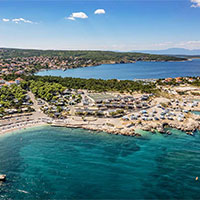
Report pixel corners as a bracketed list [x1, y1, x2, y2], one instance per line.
[28, 91, 47, 118]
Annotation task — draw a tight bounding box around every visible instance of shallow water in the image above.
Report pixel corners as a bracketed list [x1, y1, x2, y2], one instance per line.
[192, 111, 200, 115]
[0, 126, 200, 199]
[36, 59, 200, 80]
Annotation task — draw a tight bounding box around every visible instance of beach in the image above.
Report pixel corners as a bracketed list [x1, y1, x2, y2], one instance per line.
[0, 91, 51, 135]
[1, 99, 200, 137]
[0, 113, 49, 135]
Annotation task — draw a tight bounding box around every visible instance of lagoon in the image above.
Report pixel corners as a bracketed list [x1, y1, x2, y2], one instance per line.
[36, 59, 200, 80]
[0, 126, 200, 199]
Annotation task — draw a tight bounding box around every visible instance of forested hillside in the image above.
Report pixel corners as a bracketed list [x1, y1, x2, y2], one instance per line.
[0, 48, 185, 62]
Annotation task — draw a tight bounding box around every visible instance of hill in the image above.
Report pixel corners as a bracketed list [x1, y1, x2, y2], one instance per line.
[132, 48, 200, 56]
[0, 48, 185, 62]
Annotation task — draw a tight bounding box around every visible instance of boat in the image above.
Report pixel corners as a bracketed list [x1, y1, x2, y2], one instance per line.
[0, 174, 6, 181]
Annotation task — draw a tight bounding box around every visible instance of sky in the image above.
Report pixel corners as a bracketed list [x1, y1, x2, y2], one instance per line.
[0, 0, 200, 51]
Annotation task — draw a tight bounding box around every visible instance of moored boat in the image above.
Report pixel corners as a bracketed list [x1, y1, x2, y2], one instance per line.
[0, 174, 6, 181]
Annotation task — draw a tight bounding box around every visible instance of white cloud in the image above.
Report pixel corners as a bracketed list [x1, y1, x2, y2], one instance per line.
[67, 12, 88, 21]
[2, 18, 10, 22]
[191, 0, 200, 7]
[2, 18, 36, 24]
[94, 9, 106, 15]
[67, 16, 75, 21]
[12, 18, 33, 24]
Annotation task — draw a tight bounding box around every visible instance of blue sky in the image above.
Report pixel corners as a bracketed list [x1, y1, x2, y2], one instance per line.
[0, 0, 200, 51]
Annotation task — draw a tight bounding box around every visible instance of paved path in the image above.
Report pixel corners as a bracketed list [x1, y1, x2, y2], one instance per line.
[28, 91, 47, 118]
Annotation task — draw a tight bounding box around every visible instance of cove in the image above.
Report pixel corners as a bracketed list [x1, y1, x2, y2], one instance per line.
[0, 126, 200, 199]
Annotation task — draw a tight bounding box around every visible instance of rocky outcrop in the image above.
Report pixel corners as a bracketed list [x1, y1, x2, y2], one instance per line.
[157, 127, 165, 134]
[52, 116, 200, 138]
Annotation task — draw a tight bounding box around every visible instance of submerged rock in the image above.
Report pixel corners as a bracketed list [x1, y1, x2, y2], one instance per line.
[166, 130, 172, 135]
[151, 129, 156, 134]
[186, 132, 194, 136]
[142, 125, 152, 131]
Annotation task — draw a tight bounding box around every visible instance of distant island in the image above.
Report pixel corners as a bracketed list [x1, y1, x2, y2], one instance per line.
[0, 48, 186, 75]
[132, 48, 200, 56]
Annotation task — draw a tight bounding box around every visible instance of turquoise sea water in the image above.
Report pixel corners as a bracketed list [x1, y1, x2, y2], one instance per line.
[0, 126, 200, 199]
[192, 111, 200, 115]
[36, 59, 200, 80]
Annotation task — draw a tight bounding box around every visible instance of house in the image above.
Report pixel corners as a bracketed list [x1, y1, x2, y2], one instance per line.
[43, 106, 49, 111]
[160, 116, 165, 120]
[177, 117, 183, 122]
[122, 116, 129, 120]
[22, 107, 29, 112]
[175, 77, 182, 83]
[56, 101, 65, 106]
[15, 70, 24, 75]
[130, 115, 138, 120]
[6, 109, 18, 114]
[140, 110, 147, 114]
[141, 95, 149, 101]
[183, 110, 189, 113]
[15, 78, 23, 85]
[54, 112, 61, 117]
[0, 79, 5, 84]
[164, 78, 173, 83]
[37, 99, 45, 105]
[14, 99, 19, 103]
[83, 100, 89, 105]
[63, 89, 71, 95]
[167, 116, 174, 120]
[6, 81, 16, 86]
[188, 78, 195, 83]
[154, 117, 159, 121]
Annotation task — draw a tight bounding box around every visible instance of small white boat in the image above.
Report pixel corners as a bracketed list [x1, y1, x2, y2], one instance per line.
[17, 189, 29, 194]
[0, 175, 6, 181]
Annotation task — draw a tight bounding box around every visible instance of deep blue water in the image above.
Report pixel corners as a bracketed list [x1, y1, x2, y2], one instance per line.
[36, 59, 200, 80]
[0, 126, 200, 199]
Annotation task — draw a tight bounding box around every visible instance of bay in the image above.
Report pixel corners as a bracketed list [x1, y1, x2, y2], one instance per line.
[36, 59, 200, 80]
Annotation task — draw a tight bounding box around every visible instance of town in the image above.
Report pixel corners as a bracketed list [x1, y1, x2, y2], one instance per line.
[0, 48, 186, 75]
[0, 56, 96, 75]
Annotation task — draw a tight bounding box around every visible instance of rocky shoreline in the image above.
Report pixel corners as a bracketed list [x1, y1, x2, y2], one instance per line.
[1, 116, 199, 138]
[51, 116, 200, 137]
[51, 123, 142, 137]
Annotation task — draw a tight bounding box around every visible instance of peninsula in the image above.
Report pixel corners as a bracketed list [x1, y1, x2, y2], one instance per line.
[0, 48, 186, 75]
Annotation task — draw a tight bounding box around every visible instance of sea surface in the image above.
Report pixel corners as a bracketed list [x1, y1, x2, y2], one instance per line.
[192, 111, 200, 115]
[0, 126, 200, 199]
[36, 59, 200, 80]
